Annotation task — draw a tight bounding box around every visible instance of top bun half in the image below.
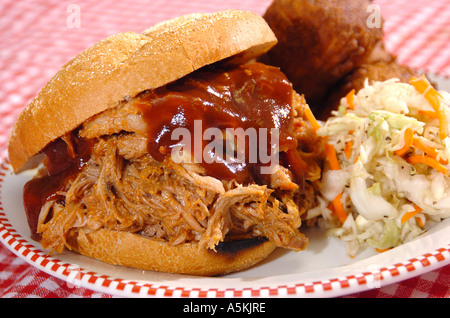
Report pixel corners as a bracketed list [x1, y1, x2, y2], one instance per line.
[8, 10, 277, 173]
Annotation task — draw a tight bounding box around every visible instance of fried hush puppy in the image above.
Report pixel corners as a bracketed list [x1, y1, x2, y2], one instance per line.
[261, 0, 383, 112]
[261, 0, 420, 119]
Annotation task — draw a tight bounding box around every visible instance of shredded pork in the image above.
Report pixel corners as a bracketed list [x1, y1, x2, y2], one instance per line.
[37, 92, 323, 253]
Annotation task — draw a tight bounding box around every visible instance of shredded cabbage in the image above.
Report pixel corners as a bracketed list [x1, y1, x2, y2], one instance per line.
[309, 78, 450, 257]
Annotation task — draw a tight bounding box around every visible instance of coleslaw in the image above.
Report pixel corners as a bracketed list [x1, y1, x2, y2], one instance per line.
[306, 75, 450, 257]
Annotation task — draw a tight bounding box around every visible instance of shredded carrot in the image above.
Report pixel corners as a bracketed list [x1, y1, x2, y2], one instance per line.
[416, 217, 424, 228]
[418, 109, 438, 119]
[401, 211, 419, 224]
[332, 193, 348, 224]
[325, 143, 340, 170]
[344, 140, 353, 159]
[394, 128, 414, 157]
[412, 136, 449, 165]
[346, 89, 356, 110]
[407, 155, 449, 176]
[401, 204, 423, 224]
[327, 202, 334, 211]
[410, 75, 448, 140]
[376, 248, 392, 253]
[304, 105, 321, 132]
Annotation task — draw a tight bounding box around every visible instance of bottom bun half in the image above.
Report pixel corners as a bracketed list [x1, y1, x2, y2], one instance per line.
[66, 229, 277, 276]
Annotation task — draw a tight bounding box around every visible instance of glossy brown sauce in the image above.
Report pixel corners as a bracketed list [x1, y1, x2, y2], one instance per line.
[22, 62, 306, 238]
[136, 62, 299, 184]
[23, 133, 92, 239]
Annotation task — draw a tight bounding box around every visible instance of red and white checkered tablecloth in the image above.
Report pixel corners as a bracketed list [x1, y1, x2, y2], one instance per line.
[1, 0, 450, 298]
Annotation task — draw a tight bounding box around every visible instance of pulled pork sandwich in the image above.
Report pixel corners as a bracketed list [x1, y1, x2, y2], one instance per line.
[8, 10, 323, 276]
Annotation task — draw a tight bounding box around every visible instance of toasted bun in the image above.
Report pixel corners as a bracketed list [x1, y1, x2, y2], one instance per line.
[8, 10, 277, 173]
[67, 229, 276, 276]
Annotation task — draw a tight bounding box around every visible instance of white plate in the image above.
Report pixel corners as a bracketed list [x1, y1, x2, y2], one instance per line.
[1, 75, 450, 298]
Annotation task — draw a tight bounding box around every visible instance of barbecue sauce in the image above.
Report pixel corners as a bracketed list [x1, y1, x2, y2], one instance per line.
[23, 133, 92, 239]
[22, 62, 307, 238]
[137, 62, 300, 184]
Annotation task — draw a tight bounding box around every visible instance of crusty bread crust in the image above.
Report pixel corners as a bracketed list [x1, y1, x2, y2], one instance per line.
[8, 10, 277, 173]
[67, 229, 277, 276]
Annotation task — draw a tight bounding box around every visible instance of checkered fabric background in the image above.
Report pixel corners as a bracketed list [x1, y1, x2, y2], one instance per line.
[1, 0, 450, 298]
